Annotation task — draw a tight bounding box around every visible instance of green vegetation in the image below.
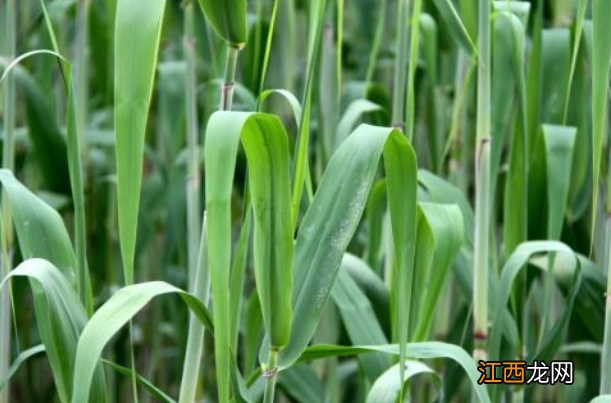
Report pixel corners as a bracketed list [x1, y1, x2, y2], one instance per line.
[0, 0, 610, 402]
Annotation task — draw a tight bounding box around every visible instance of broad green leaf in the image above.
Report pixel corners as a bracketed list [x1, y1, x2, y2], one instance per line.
[278, 364, 325, 403]
[298, 342, 490, 403]
[488, 241, 579, 362]
[540, 29, 571, 125]
[331, 264, 390, 381]
[0, 259, 107, 403]
[430, 0, 477, 55]
[204, 112, 293, 402]
[528, 125, 577, 241]
[197, 0, 247, 47]
[71, 281, 213, 403]
[366, 361, 440, 403]
[114, 0, 167, 284]
[335, 99, 383, 150]
[0, 170, 76, 279]
[342, 253, 390, 334]
[412, 203, 463, 341]
[591, 0, 611, 240]
[592, 396, 611, 403]
[500, 12, 529, 257]
[420, 14, 440, 171]
[13, 69, 69, 194]
[268, 124, 417, 377]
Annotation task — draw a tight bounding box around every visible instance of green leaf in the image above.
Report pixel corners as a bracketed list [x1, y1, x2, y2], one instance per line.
[0, 169, 76, 279]
[366, 361, 440, 403]
[267, 124, 417, 377]
[412, 202, 463, 341]
[488, 241, 579, 362]
[0, 345, 45, 393]
[71, 281, 213, 403]
[197, 0, 247, 47]
[331, 264, 390, 381]
[204, 112, 293, 401]
[102, 360, 176, 403]
[298, 342, 491, 403]
[591, 0, 611, 238]
[114, 0, 167, 284]
[13, 69, 70, 194]
[0, 259, 107, 403]
[335, 99, 383, 150]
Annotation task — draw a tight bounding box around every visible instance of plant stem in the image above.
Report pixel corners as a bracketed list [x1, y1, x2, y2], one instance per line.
[179, 214, 210, 403]
[262, 348, 279, 403]
[364, 0, 387, 87]
[473, 0, 491, 364]
[0, 0, 16, 401]
[220, 45, 240, 111]
[602, 216, 611, 393]
[391, 0, 410, 130]
[184, 0, 200, 289]
[405, 0, 422, 140]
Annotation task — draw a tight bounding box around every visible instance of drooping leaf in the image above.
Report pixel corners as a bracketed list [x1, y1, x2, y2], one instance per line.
[71, 281, 213, 403]
[0, 259, 107, 403]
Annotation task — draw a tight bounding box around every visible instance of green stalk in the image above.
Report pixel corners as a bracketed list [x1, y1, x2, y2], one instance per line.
[184, 0, 201, 289]
[262, 349, 279, 403]
[364, 0, 387, 86]
[473, 0, 491, 363]
[405, 0, 422, 140]
[258, 0, 281, 94]
[0, 1, 16, 401]
[220, 45, 240, 111]
[74, 0, 90, 164]
[602, 214, 611, 394]
[179, 214, 210, 403]
[72, 0, 92, 309]
[336, 0, 344, 108]
[392, 0, 410, 129]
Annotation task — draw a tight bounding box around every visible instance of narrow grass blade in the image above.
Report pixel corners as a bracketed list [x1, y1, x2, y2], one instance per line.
[0, 344, 45, 393]
[114, 0, 167, 284]
[102, 360, 176, 403]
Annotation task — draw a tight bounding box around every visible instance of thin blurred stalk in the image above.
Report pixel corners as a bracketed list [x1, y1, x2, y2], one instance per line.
[74, 0, 90, 164]
[336, 0, 344, 108]
[179, 215, 210, 403]
[184, 0, 201, 289]
[364, 0, 387, 87]
[405, 0, 422, 139]
[258, 0, 281, 94]
[391, 0, 410, 129]
[473, 0, 491, 365]
[0, 1, 16, 401]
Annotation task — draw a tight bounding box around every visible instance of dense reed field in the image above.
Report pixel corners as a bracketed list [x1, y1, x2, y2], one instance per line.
[1, 0, 611, 401]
